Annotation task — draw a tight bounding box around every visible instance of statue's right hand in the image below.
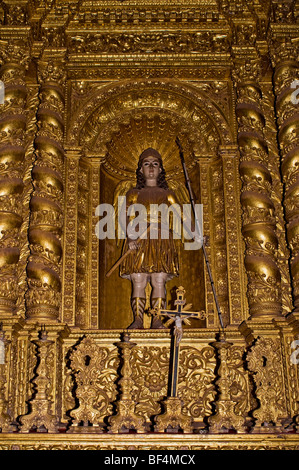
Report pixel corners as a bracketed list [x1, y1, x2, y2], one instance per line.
[128, 240, 138, 251]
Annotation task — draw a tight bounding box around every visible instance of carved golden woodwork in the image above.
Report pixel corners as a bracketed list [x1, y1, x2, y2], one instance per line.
[19, 328, 57, 432]
[0, 0, 298, 451]
[271, 41, 299, 312]
[108, 334, 146, 433]
[0, 328, 11, 432]
[68, 335, 118, 430]
[208, 337, 247, 433]
[233, 56, 283, 319]
[0, 41, 29, 315]
[154, 397, 193, 433]
[247, 335, 290, 432]
[26, 59, 65, 321]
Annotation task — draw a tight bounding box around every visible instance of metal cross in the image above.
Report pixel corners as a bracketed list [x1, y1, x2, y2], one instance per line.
[150, 286, 206, 398]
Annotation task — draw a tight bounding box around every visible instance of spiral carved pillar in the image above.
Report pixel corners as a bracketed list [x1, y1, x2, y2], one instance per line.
[272, 51, 299, 312]
[233, 59, 282, 319]
[25, 60, 65, 321]
[0, 42, 28, 315]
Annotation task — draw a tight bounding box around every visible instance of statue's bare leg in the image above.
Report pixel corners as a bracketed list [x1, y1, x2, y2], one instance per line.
[150, 273, 168, 329]
[129, 273, 148, 329]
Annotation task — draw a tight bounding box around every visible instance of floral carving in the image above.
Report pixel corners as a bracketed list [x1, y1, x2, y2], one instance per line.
[68, 337, 119, 428]
[247, 337, 290, 431]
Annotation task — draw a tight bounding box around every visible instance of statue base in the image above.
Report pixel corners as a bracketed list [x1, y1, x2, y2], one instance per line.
[154, 397, 193, 433]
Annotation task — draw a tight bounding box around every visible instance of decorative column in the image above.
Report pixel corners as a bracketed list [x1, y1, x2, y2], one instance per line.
[89, 157, 102, 329]
[260, 81, 293, 315]
[26, 58, 65, 321]
[233, 57, 283, 319]
[270, 37, 299, 312]
[0, 41, 29, 315]
[19, 327, 57, 432]
[219, 146, 248, 324]
[208, 335, 247, 433]
[75, 159, 91, 328]
[108, 333, 146, 433]
[0, 325, 12, 432]
[246, 334, 290, 432]
[62, 149, 80, 326]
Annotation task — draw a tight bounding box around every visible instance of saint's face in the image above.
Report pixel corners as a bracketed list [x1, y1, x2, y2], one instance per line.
[140, 156, 161, 185]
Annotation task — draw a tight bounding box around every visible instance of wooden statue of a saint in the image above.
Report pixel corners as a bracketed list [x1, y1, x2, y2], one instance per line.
[119, 148, 182, 329]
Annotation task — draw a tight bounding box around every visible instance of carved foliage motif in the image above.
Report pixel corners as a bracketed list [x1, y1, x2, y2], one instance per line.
[75, 164, 90, 328]
[221, 148, 247, 323]
[178, 346, 217, 421]
[208, 341, 248, 433]
[130, 345, 217, 424]
[65, 340, 219, 428]
[247, 336, 289, 429]
[67, 31, 230, 55]
[62, 338, 263, 432]
[68, 337, 118, 426]
[261, 84, 293, 314]
[131, 346, 170, 421]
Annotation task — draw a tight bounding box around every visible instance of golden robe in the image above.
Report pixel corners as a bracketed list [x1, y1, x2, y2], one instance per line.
[120, 186, 180, 280]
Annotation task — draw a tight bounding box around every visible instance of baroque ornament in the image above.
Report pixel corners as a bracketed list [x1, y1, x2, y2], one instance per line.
[68, 336, 118, 430]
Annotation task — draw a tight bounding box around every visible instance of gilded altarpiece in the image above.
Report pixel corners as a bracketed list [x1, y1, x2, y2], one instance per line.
[0, 0, 298, 450]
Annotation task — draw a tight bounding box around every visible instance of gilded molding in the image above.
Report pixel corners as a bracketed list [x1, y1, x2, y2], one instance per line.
[76, 160, 92, 328]
[209, 158, 230, 327]
[1, 432, 299, 450]
[62, 150, 80, 326]
[219, 146, 248, 324]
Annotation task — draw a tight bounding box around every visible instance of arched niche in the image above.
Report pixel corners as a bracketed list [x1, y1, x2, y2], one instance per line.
[67, 79, 233, 329]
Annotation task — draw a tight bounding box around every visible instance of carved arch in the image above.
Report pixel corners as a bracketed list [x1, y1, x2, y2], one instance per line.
[65, 78, 236, 329]
[68, 79, 233, 160]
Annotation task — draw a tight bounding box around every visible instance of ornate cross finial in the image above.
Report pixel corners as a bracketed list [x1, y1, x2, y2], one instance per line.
[150, 287, 206, 433]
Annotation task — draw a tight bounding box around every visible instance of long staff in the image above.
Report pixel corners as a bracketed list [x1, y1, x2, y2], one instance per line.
[176, 137, 225, 331]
